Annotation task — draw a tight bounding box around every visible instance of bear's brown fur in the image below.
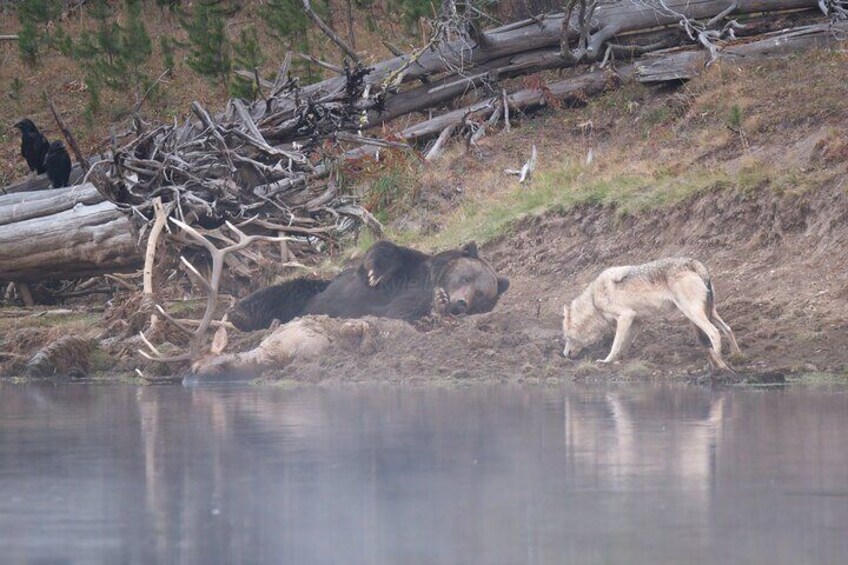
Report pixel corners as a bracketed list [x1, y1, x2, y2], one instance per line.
[229, 240, 509, 331]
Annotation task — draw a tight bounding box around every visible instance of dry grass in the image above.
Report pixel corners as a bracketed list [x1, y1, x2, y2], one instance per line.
[354, 47, 848, 252]
[0, 2, 405, 184]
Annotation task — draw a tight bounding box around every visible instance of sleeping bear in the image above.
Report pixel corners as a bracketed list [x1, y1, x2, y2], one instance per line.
[229, 240, 509, 331]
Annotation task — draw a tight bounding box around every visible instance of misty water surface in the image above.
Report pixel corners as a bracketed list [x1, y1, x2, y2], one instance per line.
[0, 383, 846, 564]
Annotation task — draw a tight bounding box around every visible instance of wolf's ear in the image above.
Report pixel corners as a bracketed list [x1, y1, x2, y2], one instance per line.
[461, 241, 479, 258]
[497, 277, 510, 295]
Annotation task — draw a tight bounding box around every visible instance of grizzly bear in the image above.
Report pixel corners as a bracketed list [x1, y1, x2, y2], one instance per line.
[229, 240, 509, 331]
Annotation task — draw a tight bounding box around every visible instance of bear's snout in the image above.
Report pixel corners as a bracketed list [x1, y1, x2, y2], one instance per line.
[449, 298, 468, 315]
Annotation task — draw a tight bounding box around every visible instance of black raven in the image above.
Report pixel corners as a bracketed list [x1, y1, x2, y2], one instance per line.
[44, 140, 72, 188]
[13, 119, 50, 175]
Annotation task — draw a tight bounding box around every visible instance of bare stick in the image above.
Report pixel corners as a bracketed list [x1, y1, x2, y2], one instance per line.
[382, 39, 404, 56]
[272, 51, 293, 95]
[234, 69, 274, 89]
[133, 69, 171, 117]
[298, 53, 344, 74]
[302, 0, 360, 63]
[425, 125, 456, 161]
[15, 283, 35, 307]
[502, 89, 511, 133]
[46, 94, 90, 172]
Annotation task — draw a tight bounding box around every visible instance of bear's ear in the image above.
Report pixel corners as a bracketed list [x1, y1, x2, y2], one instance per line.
[497, 277, 510, 295]
[461, 241, 479, 258]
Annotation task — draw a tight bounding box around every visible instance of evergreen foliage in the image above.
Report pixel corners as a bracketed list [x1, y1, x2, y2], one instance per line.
[182, 3, 232, 83]
[70, 0, 154, 114]
[16, 0, 62, 66]
[230, 26, 266, 100]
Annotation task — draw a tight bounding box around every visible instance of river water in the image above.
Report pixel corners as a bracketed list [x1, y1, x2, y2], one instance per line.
[0, 383, 846, 564]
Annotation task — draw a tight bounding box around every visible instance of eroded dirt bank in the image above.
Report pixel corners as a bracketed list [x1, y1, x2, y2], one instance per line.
[276, 182, 848, 384]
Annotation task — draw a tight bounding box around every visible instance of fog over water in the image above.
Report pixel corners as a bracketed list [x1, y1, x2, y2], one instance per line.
[1, 383, 846, 564]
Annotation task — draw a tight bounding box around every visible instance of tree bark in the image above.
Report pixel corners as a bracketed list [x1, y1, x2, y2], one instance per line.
[636, 22, 845, 82]
[0, 184, 104, 226]
[0, 184, 141, 282]
[1, 165, 87, 195]
[293, 0, 819, 101]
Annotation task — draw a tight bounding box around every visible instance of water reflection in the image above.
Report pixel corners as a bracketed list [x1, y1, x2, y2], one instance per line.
[0, 384, 846, 564]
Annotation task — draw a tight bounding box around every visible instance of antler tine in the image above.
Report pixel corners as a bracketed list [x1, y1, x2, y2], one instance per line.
[138, 349, 193, 363]
[139, 331, 163, 356]
[138, 331, 193, 363]
[141, 218, 295, 367]
[222, 221, 293, 253]
[180, 256, 213, 292]
[224, 220, 249, 240]
[169, 217, 218, 255]
[155, 304, 194, 336]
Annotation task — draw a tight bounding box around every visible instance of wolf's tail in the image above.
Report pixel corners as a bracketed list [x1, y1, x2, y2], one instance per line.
[229, 278, 330, 331]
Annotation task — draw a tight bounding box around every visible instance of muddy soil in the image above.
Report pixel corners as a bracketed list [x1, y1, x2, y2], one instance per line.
[275, 182, 848, 384]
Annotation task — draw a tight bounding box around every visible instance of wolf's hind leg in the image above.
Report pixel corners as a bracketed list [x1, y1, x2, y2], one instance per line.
[600, 313, 636, 364]
[711, 310, 741, 355]
[678, 301, 730, 370]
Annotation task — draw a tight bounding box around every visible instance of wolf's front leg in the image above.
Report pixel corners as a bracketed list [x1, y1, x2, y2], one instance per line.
[599, 313, 636, 363]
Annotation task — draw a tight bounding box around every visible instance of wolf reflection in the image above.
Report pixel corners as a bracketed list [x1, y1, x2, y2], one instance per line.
[564, 390, 725, 494]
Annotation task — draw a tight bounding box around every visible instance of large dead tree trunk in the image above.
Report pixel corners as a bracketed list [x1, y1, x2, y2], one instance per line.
[393, 20, 846, 143]
[636, 22, 844, 82]
[260, 0, 820, 116]
[0, 184, 105, 225]
[0, 184, 141, 282]
[1, 165, 87, 195]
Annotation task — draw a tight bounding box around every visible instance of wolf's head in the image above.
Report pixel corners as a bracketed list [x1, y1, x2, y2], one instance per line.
[561, 304, 582, 358]
[561, 300, 606, 359]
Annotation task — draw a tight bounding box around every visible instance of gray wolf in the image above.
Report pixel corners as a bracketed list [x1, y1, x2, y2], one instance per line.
[562, 257, 740, 370]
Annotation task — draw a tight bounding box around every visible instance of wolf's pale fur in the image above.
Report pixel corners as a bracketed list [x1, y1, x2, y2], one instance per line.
[562, 258, 741, 370]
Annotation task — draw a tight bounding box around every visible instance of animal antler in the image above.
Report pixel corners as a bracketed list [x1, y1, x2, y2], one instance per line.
[139, 218, 291, 364]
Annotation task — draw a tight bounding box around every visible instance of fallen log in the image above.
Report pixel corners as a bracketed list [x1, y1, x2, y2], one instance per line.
[1, 165, 87, 195]
[0, 185, 141, 282]
[392, 20, 845, 144]
[397, 67, 623, 143]
[636, 22, 847, 82]
[262, 0, 820, 117]
[0, 184, 104, 226]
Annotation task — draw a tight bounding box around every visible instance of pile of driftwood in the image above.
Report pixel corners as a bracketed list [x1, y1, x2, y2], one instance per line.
[0, 0, 845, 310]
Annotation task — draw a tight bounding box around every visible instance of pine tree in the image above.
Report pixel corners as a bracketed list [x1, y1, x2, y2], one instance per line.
[16, 0, 62, 66]
[124, 0, 153, 74]
[72, 0, 154, 114]
[160, 36, 176, 76]
[182, 4, 231, 83]
[262, 0, 317, 80]
[230, 26, 265, 100]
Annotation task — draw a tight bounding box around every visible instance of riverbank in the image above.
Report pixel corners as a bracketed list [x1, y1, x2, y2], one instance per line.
[2, 48, 847, 384]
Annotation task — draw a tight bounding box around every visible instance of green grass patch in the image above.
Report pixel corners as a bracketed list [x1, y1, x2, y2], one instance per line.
[0, 310, 101, 332]
[394, 161, 730, 251]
